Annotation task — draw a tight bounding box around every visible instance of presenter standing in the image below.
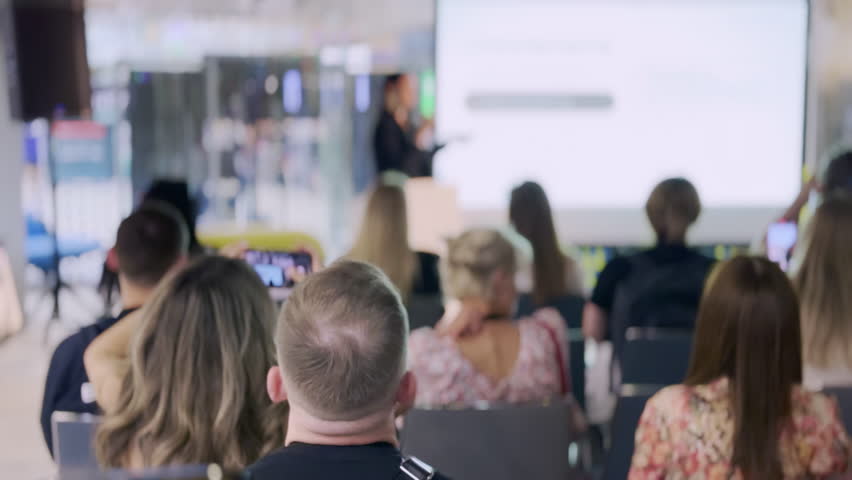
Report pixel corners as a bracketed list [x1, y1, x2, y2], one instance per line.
[373, 74, 441, 179]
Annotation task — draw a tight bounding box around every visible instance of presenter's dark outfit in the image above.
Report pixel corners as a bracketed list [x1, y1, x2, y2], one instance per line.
[373, 110, 435, 178]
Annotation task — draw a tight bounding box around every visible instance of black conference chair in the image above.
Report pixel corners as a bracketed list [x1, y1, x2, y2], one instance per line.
[104, 465, 248, 480]
[52, 412, 249, 480]
[52, 411, 102, 480]
[603, 384, 663, 480]
[823, 387, 852, 436]
[566, 328, 586, 410]
[619, 327, 693, 385]
[401, 400, 587, 480]
[64, 464, 247, 480]
[516, 293, 584, 330]
[517, 294, 587, 409]
[407, 294, 444, 332]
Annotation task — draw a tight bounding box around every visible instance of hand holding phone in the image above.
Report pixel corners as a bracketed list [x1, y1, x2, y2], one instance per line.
[244, 250, 313, 289]
[766, 222, 798, 272]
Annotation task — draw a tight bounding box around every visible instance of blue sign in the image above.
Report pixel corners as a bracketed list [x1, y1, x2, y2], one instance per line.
[50, 121, 112, 181]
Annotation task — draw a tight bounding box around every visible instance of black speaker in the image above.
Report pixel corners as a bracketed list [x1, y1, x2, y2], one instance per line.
[7, 0, 91, 121]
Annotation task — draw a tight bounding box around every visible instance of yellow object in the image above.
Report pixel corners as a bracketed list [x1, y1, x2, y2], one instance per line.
[198, 228, 325, 262]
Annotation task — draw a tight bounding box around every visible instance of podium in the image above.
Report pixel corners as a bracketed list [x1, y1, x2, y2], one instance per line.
[404, 178, 464, 256]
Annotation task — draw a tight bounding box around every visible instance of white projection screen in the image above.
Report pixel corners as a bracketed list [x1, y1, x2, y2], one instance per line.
[434, 0, 809, 245]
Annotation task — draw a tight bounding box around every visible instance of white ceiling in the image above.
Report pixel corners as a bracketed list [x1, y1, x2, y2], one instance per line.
[84, 0, 434, 38]
[82, 0, 434, 70]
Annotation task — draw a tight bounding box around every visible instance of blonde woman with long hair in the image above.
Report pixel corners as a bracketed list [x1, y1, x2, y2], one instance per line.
[347, 184, 440, 302]
[794, 195, 852, 390]
[84, 256, 287, 470]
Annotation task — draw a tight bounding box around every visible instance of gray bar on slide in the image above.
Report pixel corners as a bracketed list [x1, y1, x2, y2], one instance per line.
[466, 92, 613, 110]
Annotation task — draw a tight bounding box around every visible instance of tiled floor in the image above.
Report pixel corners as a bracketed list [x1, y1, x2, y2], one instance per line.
[1, 286, 103, 479]
[1, 322, 55, 479]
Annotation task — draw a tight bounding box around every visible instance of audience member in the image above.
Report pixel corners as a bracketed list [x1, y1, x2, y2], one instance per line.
[347, 184, 440, 301]
[630, 256, 849, 479]
[794, 195, 852, 389]
[40, 203, 189, 456]
[583, 178, 714, 342]
[757, 150, 852, 272]
[98, 179, 203, 307]
[248, 260, 450, 480]
[780, 150, 852, 224]
[86, 256, 286, 470]
[510, 181, 584, 324]
[142, 179, 203, 255]
[408, 228, 570, 407]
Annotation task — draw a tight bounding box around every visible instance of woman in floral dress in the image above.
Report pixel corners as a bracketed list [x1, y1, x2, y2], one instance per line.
[629, 256, 849, 479]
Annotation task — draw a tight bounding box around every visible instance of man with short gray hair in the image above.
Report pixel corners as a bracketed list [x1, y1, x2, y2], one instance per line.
[249, 260, 449, 479]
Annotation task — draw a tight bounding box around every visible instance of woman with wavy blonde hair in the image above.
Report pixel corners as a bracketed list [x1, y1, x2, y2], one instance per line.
[86, 256, 286, 470]
[794, 195, 852, 389]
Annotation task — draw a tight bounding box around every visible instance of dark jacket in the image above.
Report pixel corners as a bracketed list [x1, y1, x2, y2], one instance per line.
[40, 308, 136, 456]
[248, 442, 451, 480]
[373, 111, 433, 177]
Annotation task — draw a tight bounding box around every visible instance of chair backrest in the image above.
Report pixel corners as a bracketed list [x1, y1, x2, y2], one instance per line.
[516, 294, 587, 409]
[104, 464, 248, 480]
[620, 328, 693, 385]
[61, 464, 247, 480]
[401, 401, 582, 480]
[516, 293, 584, 330]
[407, 294, 444, 332]
[823, 387, 852, 435]
[603, 385, 662, 480]
[566, 328, 586, 410]
[53, 411, 102, 471]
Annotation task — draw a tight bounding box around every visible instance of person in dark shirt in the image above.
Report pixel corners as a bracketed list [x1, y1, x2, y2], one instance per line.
[373, 74, 440, 178]
[40, 202, 189, 456]
[248, 261, 450, 480]
[583, 178, 714, 342]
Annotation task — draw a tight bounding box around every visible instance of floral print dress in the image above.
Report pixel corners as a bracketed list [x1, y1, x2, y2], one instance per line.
[629, 377, 850, 479]
[407, 308, 568, 407]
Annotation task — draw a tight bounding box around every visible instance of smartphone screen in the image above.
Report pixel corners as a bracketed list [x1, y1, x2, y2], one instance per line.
[766, 222, 798, 272]
[244, 250, 312, 288]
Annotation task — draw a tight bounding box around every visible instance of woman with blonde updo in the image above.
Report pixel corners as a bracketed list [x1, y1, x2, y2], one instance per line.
[407, 228, 571, 407]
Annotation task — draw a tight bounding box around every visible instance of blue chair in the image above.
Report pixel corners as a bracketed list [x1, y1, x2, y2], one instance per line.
[25, 216, 101, 325]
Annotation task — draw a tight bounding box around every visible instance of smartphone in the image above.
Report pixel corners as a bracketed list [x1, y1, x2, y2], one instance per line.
[766, 221, 798, 271]
[244, 250, 312, 288]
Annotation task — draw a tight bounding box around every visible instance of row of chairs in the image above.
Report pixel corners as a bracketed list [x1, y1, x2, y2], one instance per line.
[52, 387, 852, 480]
[53, 401, 588, 480]
[51, 326, 687, 480]
[60, 325, 841, 479]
